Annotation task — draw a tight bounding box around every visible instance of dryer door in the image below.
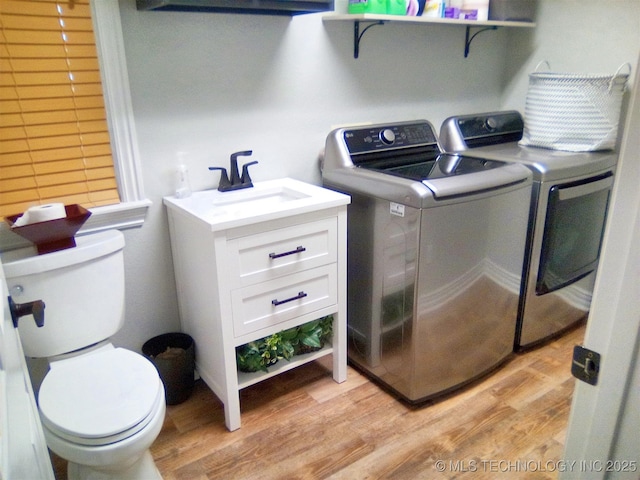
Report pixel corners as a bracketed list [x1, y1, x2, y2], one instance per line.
[536, 173, 614, 295]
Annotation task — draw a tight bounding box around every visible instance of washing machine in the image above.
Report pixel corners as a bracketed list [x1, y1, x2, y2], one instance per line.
[322, 119, 532, 402]
[440, 111, 617, 350]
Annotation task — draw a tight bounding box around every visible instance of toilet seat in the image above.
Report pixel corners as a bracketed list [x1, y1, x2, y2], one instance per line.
[38, 347, 163, 446]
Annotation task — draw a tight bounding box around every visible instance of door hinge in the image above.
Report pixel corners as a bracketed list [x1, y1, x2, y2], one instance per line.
[572, 345, 601, 385]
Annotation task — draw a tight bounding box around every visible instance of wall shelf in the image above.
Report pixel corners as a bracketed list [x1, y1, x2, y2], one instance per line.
[322, 14, 536, 59]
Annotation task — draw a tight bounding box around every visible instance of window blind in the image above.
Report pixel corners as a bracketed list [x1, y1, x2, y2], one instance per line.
[0, 0, 121, 219]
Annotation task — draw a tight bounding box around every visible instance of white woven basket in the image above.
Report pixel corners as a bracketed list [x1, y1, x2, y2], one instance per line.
[520, 62, 631, 152]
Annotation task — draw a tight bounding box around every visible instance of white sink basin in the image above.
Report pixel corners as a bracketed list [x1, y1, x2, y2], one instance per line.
[163, 178, 350, 231]
[207, 185, 309, 216]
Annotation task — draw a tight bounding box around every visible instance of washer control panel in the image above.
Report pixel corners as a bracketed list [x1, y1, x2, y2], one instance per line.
[440, 111, 524, 151]
[343, 121, 438, 154]
[456, 111, 523, 138]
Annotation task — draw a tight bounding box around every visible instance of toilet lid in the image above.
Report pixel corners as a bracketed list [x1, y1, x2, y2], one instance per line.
[38, 347, 162, 440]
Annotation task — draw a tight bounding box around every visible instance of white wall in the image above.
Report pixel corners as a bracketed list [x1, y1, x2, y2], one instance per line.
[112, 0, 640, 352]
[501, 0, 640, 113]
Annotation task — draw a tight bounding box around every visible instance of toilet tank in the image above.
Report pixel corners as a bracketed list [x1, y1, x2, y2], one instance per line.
[1, 230, 126, 358]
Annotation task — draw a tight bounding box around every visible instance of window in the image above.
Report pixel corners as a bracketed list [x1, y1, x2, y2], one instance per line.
[0, 0, 149, 250]
[1, 0, 121, 216]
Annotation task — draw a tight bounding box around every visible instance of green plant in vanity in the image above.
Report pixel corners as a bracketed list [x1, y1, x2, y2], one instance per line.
[236, 332, 294, 373]
[235, 316, 333, 373]
[235, 341, 265, 373]
[283, 315, 333, 355]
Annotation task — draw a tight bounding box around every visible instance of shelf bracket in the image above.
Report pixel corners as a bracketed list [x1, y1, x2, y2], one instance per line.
[464, 25, 498, 57]
[353, 20, 386, 59]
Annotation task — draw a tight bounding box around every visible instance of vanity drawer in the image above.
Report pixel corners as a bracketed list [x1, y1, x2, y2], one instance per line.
[231, 264, 337, 337]
[228, 218, 337, 287]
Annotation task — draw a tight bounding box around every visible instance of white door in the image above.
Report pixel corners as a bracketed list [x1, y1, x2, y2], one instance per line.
[561, 57, 640, 479]
[0, 263, 55, 479]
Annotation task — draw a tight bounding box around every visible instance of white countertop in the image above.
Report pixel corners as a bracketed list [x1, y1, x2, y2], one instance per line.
[163, 178, 350, 231]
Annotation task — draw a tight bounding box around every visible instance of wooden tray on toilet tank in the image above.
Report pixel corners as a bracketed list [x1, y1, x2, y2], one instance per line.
[5, 204, 92, 255]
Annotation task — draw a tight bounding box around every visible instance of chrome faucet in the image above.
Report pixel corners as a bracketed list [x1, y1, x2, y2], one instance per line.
[209, 150, 258, 192]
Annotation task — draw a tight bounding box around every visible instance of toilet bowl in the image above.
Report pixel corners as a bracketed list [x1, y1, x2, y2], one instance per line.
[1, 230, 166, 480]
[40, 344, 166, 479]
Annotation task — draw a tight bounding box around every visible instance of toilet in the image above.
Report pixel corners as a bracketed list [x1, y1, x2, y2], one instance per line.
[1, 230, 165, 480]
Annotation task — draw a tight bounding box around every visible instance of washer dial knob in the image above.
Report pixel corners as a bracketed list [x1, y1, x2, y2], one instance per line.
[380, 128, 396, 145]
[485, 117, 498, 131]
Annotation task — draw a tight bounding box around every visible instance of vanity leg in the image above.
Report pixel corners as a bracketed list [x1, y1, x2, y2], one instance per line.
[222, 354, 242, 431]
[224, 393, 242, 431]
[332, 311, 347, 383]
[333, 208, 348, 384]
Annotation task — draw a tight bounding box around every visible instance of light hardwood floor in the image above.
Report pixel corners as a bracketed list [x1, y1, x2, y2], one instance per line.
[52, 323, 585, 479]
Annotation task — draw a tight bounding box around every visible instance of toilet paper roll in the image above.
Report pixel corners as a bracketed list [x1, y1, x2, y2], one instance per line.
[13, 203, 67, 227]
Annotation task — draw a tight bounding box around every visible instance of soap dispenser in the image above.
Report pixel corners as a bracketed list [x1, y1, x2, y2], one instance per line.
[175, 155, 192, 198]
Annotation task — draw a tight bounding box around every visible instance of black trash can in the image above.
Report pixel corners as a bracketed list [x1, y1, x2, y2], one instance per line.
[142, 332, 195, 405]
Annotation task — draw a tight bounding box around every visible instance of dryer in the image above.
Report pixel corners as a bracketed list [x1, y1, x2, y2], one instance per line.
[440, 111, 617, 350]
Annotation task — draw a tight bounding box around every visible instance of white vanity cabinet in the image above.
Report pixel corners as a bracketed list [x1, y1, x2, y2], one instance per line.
[164, 178, 350, 431]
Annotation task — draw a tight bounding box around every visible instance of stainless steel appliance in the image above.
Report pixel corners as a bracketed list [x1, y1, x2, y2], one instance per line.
[322, 120, 532, 402]
[440, 111, 617, 350]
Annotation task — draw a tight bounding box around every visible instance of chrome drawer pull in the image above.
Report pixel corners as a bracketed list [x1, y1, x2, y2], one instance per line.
[272, 291, 308, 306]
[269, 246, 306, 259]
